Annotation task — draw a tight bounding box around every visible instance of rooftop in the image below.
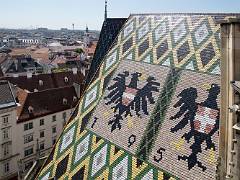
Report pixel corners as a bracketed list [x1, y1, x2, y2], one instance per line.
[84, 18, 127, 87]
[0, 80, 16, 109]
[37, 13, 240, 180]
[2, 70, 85, 92]
[17, 86, 78, 123]
[3, 56, 43, 74]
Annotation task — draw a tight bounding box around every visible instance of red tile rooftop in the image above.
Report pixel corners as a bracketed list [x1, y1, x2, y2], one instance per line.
[2, 70, 85, 92]
[17, 86, 78, 123]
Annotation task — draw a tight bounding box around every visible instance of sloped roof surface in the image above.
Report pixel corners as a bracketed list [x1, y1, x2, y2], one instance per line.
[0, 67, 3, 78]
[3, 71, 85, 92]
[17, 86, 78, 123]
[38, 13, 240, 180]
[85, 18, 127, 87]
[0, 81, 16, 109]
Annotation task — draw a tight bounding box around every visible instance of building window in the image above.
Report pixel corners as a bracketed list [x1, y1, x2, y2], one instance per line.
[24, 147, 33, 157]
[3, 129, 9, 140]
[24, 134, 33, 144]
[3, 144, 9, 156]
[24, 122, 33, 131]
[52, 126, 56, 134]
[40, 142, 45, 151]
[4, 162, 9, 173]
[24, 161, 33, 171]
[62, 112, 66, 119]
[52, 115, 56, 122]
[40, 131, 44, 138]
[40, 119, 44, 126]
[2, 115, 9, 124]
[52, 138, 56, 145]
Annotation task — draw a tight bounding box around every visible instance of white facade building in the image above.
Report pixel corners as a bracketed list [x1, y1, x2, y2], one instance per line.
[0, 81, 78, 179]
[19, 39, 40, 45]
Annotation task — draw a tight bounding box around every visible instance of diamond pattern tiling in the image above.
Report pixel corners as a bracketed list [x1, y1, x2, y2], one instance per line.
[55, 155, 69, 179]
[156, 39, 169, 60]
[91, 144, 108, 176]
[122, 37, 133, 55]
[74, 134, 91, 163]
[194, 23, 209, 45]
[141, 169, 153, 180]
[176, 41, 190, 63]
[59, 124, 76, 153]
[111, 156, 129, 180]
[81, 82, 100, 112]
[137, 21, 150, 40]
[138, 38, 150, 57]
[122, 19, 135, 40]
[171, 18, 188, 45]
[200, 42, 216, 67]
[38, 13, 240, 180]
[153, 19, 168, 43]
[104, 49, 119, 73]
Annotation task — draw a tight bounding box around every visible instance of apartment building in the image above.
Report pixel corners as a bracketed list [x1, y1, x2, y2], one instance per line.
[0, 81, 18, 179]
[0, 81, 79, 179]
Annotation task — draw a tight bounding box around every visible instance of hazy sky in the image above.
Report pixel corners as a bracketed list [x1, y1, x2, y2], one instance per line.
[0, 0, 240, 30]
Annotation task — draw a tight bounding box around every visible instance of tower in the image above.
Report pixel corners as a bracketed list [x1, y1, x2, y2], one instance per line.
[104, 0, 108, 21]
[72, 23, 74, 31]
[84, 25, 90, 47]
[86, 25, 89, 34]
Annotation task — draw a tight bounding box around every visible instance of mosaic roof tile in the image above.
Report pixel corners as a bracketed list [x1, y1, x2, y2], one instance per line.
[85, 18, 127, 87]
[38, 13, 240, 180]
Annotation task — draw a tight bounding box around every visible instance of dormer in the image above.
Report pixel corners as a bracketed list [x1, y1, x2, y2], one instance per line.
[63, 98, 67, 105]
[39, 80, 43, 86]
[28, 106, 34, 114]
[64, 77, 69, 83]
[27, 72, 32, 79]
[73, 96, 77, 102]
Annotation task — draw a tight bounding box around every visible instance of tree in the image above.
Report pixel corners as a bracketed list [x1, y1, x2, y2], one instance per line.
[74, 48, 84, 54]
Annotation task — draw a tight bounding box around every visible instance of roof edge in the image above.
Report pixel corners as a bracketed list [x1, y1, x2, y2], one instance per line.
[130, 12, 240, 16]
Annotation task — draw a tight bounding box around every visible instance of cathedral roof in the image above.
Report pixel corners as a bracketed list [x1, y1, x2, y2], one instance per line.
[37, 13, 240, 180]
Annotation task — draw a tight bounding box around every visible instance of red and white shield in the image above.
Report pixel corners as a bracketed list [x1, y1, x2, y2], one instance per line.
[194, 105, 218, 134]
[122, 87, 138, 106]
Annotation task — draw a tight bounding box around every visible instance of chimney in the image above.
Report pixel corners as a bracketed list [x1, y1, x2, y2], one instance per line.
[72, 68, 78, 75]
[73, 83, 81, 98]
[27, 72, 32, 79]
[14, 59, 18, 71]
[81, 68, 86, 77]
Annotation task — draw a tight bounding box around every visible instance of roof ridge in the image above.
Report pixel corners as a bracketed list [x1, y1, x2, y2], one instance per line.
[130, 13, 240, 16]
[27, 85, 74, 94]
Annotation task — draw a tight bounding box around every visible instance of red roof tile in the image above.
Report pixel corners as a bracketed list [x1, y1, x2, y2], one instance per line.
[17, 86, 78, 123]
[4, 71, 85, 92]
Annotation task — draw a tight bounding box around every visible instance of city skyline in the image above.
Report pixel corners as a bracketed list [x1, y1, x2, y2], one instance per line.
[0, 0, 240, 30]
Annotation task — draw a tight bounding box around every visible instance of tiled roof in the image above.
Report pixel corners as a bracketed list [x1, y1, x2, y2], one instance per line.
[10, 48, 51, 64]
[84, 18, 127, 87]
[86, 42, 97, 55]
[0, 80, 16, 109]
[5, 57, 43, 73]
[0, 54, 8, 64]
[17, 86, 78, 123]
[37, 13, 240, 180]
[3, 71, 85, 92]
[0, 67, 3, 78]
